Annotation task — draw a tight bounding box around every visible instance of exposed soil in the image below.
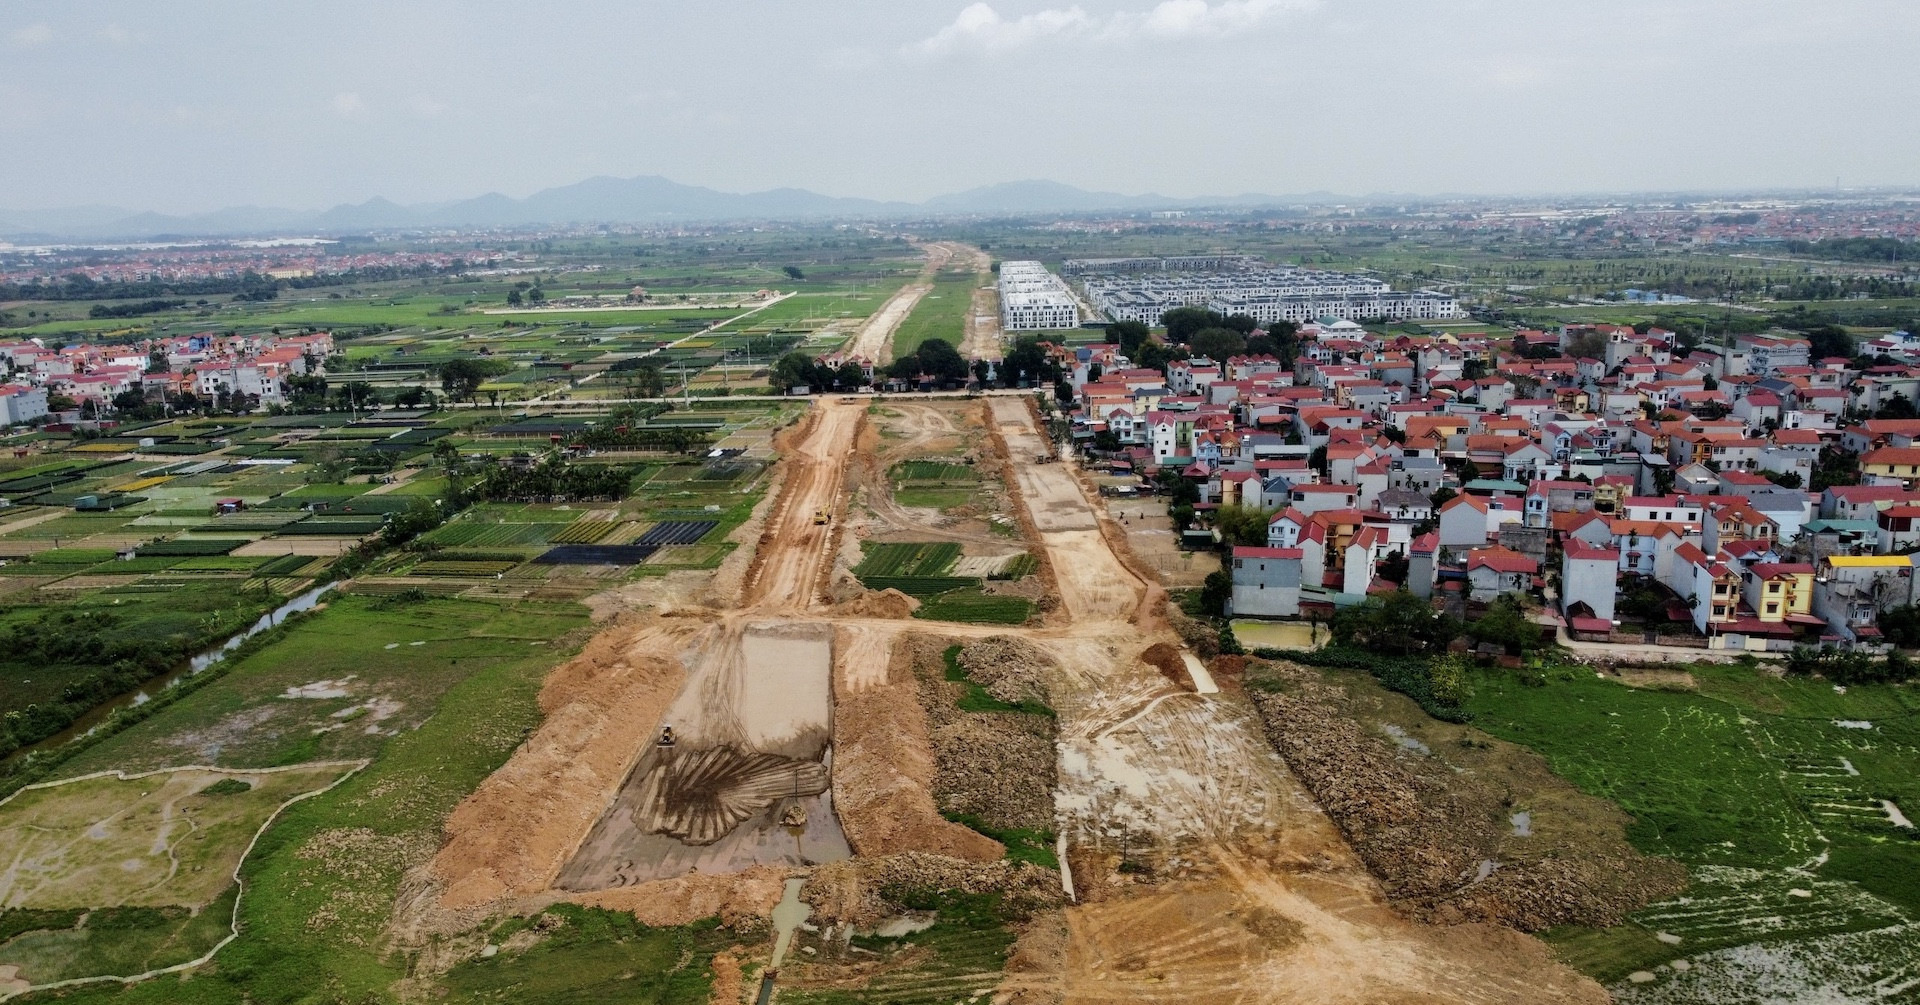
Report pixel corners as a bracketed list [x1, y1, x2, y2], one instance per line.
[829, 627, 1003, 861]
[906, 636, 1058, 834]
[1248, 659, 1688, 930]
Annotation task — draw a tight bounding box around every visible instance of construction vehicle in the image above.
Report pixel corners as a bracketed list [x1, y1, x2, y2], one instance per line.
[813, 508, 831, 525]
[657, 725, 676, 747]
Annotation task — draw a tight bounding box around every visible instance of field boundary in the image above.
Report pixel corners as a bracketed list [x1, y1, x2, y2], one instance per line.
[0, 759, 372, 1002]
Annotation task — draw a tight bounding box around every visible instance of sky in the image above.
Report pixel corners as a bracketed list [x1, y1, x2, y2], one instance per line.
[3, 0, 1918, 214]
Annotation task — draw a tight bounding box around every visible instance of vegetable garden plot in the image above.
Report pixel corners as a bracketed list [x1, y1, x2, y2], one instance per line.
[633, 520, 716, 547]
[533, 544, 659, 565]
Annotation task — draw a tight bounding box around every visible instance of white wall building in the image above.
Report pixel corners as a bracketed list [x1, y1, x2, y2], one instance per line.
[998, 261, 1081, 331]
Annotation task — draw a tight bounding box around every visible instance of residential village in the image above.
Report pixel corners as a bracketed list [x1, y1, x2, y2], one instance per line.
[0, 330, 334, 424]
[1057, 319, 1920, 653]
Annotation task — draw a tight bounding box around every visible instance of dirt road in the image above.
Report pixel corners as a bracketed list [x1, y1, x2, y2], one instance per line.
[990, 398, 1148, 622]
[741, 399, 864, 611]
[839, 243, 956, 365]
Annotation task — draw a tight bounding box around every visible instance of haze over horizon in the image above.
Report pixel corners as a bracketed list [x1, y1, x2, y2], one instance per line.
[4, 0, 1918, 216]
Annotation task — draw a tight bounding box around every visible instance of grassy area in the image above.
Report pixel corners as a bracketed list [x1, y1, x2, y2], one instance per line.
[891, 272, 980, 360]
[940, 645, 1054, 718]
[0, 765, 355, 911]
[914, 589, 1035, 625]
[55, 593, 589, 776]
[438, 905, 727, 1004]
[781, 892, 1022, 1005]
[20, 592, 592, 1004]
[1464, 660, 1920, 989]
[853, 542, 960, 578]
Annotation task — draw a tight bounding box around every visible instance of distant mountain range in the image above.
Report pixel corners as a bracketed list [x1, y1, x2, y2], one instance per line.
[0, 176, 1338, 243]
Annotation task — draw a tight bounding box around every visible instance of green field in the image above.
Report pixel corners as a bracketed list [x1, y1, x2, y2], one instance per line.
[853, 542, 961, 578]
[1464, 662, 1920, 997]
[891, 272, 980, 360]
[8, 591, 591, 1004]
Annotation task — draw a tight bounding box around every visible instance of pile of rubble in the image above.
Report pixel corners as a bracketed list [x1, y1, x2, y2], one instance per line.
[803, 852, 1066, 927]
[1248, 661, 1685, 931]
[955, 636, 1056, 705]
[905, 637, 1059, 835]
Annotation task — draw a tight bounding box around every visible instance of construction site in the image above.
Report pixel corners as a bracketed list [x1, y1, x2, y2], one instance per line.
[392, 378, 1634, 1004]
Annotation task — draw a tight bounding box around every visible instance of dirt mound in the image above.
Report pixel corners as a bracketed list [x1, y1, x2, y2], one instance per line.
[430, 619, 699, 911]
[1139, 642, 1194, 692]
[832, 632, 1005, 862]
[803, 852, 1067, 928]
[956, 636, 1057, 705]
[1247, 660, 1686, 930]
[576, 863, 789, 929]
[831, 588, 920, 619]
[912, 638, 1058, 833]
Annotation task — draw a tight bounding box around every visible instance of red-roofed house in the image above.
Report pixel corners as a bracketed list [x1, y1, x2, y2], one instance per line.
[1465, 546, 1538, 602]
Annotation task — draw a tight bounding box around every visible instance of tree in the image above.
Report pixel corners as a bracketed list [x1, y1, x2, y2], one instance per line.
[1803, 325, 1854, 361]
[782, 265, 805, 281]
[1000, 336, 1059, 387]
[1466, 596, 1538, 653]
[1564, 331, 1606, 361]
[1161, 307, 1224, 344]
[1108, 320, 1150, 356]
[1200, 569, 1233, 616]
[1329, 590, 1455, 656]
[1222, 313, 1258, 335]
[771, 352, 820, 392]
[1876, 393, 1918, 421]
[1191, 327, 1247, 361]
[1462, 358, 1489, 381]
[1213, 504, 1276, 547]
[438, 358, 509, 402]
[506, 289, 523, 307]
[1134, 339, 1189, 371]
[527, 287, 545, 304]
[834, 362, 867, 390]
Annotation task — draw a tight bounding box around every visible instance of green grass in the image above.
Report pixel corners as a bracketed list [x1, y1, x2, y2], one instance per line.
[914, 590, 1034, 625]
[940, 646, 1053, 718]
[853, 541, 961, 578]
[0, 886, 237, 986]
[1466, 661, 1920, 987]
[438, 906, 726, 1004]
[782, 892, 1021, 1005]
[894, 487, 974, 510]
[891, 461, 974, 481]
[56, 594, 590, 775]
[891, 273, 980, 360]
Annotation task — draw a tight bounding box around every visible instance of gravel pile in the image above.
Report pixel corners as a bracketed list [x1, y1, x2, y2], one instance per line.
[907, 637, 1059, 834]
[1248, 662, 1685, 931]
[956, 636, 1056, 705]
[804, 852, 1066, 926]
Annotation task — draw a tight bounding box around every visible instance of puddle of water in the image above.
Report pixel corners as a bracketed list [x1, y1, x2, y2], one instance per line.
[870, 912, 937, 938]
[1380, 723, 1431, 755]
[769, 877, 811, 969]
[1510, 811, 1532, 837]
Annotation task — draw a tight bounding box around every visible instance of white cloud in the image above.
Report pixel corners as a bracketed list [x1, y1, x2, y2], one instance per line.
[912, 0, 1312, 56]
[102, 23, 132, 45]
[330, 92, 367, 118]
[10, 23, 53, 46]
[407, 95, 447, 117]
[913, 3, 1094, 56]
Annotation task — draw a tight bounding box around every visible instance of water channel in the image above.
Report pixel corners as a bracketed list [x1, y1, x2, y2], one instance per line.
[4, 583, 338, 764]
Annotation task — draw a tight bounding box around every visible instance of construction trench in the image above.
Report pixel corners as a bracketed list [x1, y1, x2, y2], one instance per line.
[402, 395, 1628, 1004]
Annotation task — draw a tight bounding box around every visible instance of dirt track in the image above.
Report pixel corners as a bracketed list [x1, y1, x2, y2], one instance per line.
[741, 400, 864, 610]
[840, 242, 964, 365]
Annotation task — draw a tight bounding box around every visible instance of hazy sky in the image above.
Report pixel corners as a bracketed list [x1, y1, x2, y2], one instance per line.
[4, 0, 1918, 213]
